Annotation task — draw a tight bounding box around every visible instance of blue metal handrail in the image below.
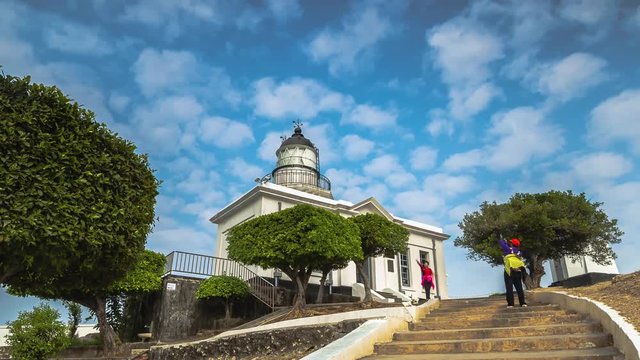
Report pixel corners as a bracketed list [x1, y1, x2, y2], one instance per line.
[163, 251, 276, 310]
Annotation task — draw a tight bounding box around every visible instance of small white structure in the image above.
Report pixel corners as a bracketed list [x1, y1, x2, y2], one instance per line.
[549, 255, 619, 283]
[210, 124, 449, 300]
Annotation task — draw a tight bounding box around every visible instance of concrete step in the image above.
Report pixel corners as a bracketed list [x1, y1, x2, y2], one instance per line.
[361, 346, 623, 359]
[423, 309, 570, 322]
[437, 301, 540, 310]
[411, 313, 586, 330]
[395, 322, 603, 341]
[433, 303, 560, 314]
[374, 333, 612, 354]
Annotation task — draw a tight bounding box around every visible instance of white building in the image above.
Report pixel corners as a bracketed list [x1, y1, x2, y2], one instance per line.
[549, 255, 619, 283]
[210, 125, 449, 300]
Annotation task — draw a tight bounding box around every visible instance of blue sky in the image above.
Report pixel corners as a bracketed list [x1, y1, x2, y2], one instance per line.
[2, 0, 640, 323]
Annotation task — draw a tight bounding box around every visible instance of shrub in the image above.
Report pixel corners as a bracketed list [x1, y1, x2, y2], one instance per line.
[6, 304, 71, 360]
[196, 275, 251, 319]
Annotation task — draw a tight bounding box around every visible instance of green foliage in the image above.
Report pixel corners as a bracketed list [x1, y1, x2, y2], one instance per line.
[227, 204, 363, 272]
[109, 249, 166, 294]
[350, 213, 410, 258]
[94, 250, 165, 341]
[63, 301, 82, 340]
[227, 204, 362, 308]
[196, 275, 251, 301]
[455, 190, 623, 287]
[6, 304, 71, 360]
[0, 74, 159, 297]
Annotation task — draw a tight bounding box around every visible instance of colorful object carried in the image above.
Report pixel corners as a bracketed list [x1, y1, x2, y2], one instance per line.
[504, 253, 525, 275]
[511, 238, 520, 247]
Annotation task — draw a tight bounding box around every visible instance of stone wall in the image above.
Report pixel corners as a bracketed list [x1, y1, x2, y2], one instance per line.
[149, 319, 364, 360]
[152, 276, 271, 342]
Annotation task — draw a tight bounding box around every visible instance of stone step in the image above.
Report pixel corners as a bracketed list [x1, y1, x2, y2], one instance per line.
[423, 309, 570, 322]
[374, 333, 612, 354]
[395, 322, 603, 341]
[411, 313, 586, 330]
[433, 303, 560, 314]
[361, 346, 623, 360]
[437, 301, 539, 310]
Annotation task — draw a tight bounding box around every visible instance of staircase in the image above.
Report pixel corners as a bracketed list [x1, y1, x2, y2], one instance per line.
[163, 251, 276, 310]
[361, 297, 623, 359]
[377, 291, 405, 303]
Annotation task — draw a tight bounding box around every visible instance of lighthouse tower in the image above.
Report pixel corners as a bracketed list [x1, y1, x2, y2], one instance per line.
[270, 122, 333, 199]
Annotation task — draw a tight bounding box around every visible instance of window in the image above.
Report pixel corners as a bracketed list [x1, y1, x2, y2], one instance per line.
[419, 251, 430, 265]
[399, 252, 410, 286]
[387, 259, 394, 272]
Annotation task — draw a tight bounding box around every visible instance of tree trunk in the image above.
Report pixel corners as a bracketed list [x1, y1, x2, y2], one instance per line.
[94, 296, 119, 357]
[292, 275, 306, 311]
[316, 270, 329, 304]
[355, 261, 372, 303]
[224, 300, 231, 320]
[525, 254, 546, 289]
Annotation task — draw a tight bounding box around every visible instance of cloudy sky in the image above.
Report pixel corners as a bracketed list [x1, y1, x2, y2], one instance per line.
[2, 0, 640, 322]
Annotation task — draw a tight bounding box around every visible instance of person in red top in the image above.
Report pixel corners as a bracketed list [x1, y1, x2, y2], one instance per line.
[416, 259, 434, 300]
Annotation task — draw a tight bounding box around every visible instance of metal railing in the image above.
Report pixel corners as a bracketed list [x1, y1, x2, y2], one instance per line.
[269, 167, 331, 191]
[163, 251, 276, 310]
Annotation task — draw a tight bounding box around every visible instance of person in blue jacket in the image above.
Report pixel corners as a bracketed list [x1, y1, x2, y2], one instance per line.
[499, 237, 527, 308]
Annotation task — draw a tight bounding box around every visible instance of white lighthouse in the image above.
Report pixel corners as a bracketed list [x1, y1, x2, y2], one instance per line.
[269, 122, 333, 199]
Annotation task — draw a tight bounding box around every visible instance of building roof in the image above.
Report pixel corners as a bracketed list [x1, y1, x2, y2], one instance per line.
[210, 181, 448, 239]
[277, 126, 314, 150]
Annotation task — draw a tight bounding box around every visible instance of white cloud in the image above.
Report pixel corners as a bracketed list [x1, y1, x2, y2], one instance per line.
[307, 6, 392, 76]
[227, 157, 264, 181]
[340, 135, 375, 161]
[266, 0, 302, 22]
[443, 107, 564, 172]
[410, 146, 438, 171]
[109, 92, 130, 113]
[258, 132, 283, 162]
[486, 107, 564, 171]
[571, 153, 633, 180]
[627, 5, 640, 30]
[393, 190, 446, 214]
[44, 23, 112, 55]
[423, 173, 475, 197]
[443, 149, 484, 171]
[385, 172, 417, 189]
[199, 117, 255, 148]
[428, 20, 503, 88]
[425, 117, 454, 137]
[363, 155, 403, 177]
[559, 0, 616, 26]
[176, 169, 221, 194]
[528, 53, 608, 101]
[449, 83, 501, 120]
[132, 48, 198, 97]
[147, 227, 216, 256]
[125, 96, 204, 155]
[253, 77, 352, 119]
[427, 19, 503, 119]
[325, 168, 369, 189]
[588, 89, 640, 154]
[341, 104, 397, 130]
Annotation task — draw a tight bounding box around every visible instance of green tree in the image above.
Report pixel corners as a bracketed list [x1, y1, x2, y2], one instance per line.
[196, 275, 251, 319]
[350, 213, 409, 303]
[1, 74, 159, 355]
[6, 304, 71, 360]
[226, 204, 362, 311]
[455, 190, 623, 288]
[103, 249, 166, 341]
[62, 301, 82, 340]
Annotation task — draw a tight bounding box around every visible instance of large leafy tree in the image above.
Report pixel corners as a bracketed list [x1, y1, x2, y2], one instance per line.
[455, 190, 623, 288]
[226, 204, 362, 311]
[1, 74, 159, 355]
[350, 214, 409, 303]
